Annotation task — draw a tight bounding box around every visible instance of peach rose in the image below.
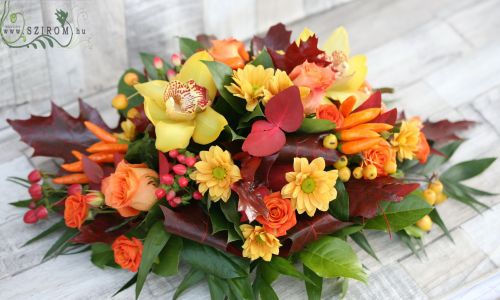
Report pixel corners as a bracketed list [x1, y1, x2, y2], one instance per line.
[102, 161, 158, 217]
[64, 193, 89, 229]
[256, 192, 297, 237]
[362, 140, 396, 176]
[415, 132, 430, 164]
[208, 38, 249, 69]
[316, 104, 344, 127]
[289, 61, 335, 114]
[112, 235, 143, 272]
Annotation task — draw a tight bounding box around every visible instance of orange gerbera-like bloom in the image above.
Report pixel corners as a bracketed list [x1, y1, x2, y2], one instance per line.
[240, 224, 281, 261]
[256, 192, 297, 237]
[112, 235, 143, 272]
[362, 140, 396, 176]
[415, 132, 430, 163]
[64, 193, 89, 229]
[316, 104, 344, 128]
[209, 38, 250, 69]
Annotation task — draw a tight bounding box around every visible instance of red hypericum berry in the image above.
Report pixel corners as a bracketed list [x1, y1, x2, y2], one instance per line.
[166, 190, 176, 201]
[168, 149, 179, 158]
[240, 212, 249, 223]
[173, 196, 182, 205]
[160, 173, 174, 185]
[155, 188, 166, 199]
[27, 170, 42, 183]
[185, 156, 196, 167]
[193, 191, 203, 200]
[176, 154, 186, 164]
[35, 206, 48, 219]
[29, 184, 43, 201]
[171, 53, 182, 67]
[153, 56, 164, 69]
[23, 210, 38, 224]
[173, 164, 187, 175]
[168, 198, 179, 208]
[67, 184, 82, 196]
[28, 201, 36, 209]
[178, 177, 189, 188]
[167, 69, 176, 81]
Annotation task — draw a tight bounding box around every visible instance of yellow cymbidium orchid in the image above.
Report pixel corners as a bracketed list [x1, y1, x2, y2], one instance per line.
[134, 51, 227, 152]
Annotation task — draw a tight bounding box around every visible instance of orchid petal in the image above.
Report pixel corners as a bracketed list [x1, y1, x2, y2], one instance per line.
[143, 97, 168, 126]
[134, 80, 168, 103]
[155, 120, 195, 152]
[192, 107, 228, 145]
[322, 26, 350, 56]
[175, 51, 217, 100]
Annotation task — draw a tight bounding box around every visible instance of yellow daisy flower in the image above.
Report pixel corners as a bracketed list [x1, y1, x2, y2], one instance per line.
[240, 224, 281, 261]
[225, 64, 274, 111]
[281, 157, 338, 217]
[262, 69, 294, 104]
[190, 146, 241, 202]
[391, 119, 421, 161]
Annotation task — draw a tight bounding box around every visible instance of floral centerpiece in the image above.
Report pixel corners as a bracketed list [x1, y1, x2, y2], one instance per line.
[7, 23, 495, 299]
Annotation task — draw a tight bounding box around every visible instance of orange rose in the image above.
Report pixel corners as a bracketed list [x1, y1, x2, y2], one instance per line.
[316, 104, 344, 127]
[64, 193, 89, 229]
[112, 235, 143, 272]
[362, 140, 396, 176]
[208, 38, 249, 69]
[415, 132, 430, 164]
[102, 160, 158, 217]
[256, 192, 297, 237]
[289, 61, 335, 114]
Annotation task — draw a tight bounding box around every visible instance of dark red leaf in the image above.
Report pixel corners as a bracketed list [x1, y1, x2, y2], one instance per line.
[275, 134, 340, 165]
[72, 214, 131, 244]
[114, 153, 124, 167]
[196, 33, 217, 49]
[422, 119, 475, 143]
[239, 154, 262, 182]
[82, 155, 104, 184]
[280, 213, 351, 256]
[242, 120, 286, 157]
[251, 23, 292, 53]
[430, 147, 446, 157]
[7, 100, 111, 162]
[265, 86, 304, 132]
[371, 108, 397, 125]
[353, 91, 381, 112]
[346, 177, 419, 219]
[158, 151, 170, 175]
[161, 205, 241, 256]
[231, 181, 269, 222]
[129, 104, 151, 134]
[269, 35, 329, 73]
[266, 164, 294, 191]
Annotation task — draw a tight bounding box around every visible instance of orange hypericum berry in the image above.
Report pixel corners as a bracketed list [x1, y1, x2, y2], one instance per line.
[416, 215, 432, 232]
[123, 72, 139, 86]
[423, 189, 436, 205]
[363, 164, 377, 180]
[338, 167, 351, 182]
[112, 94, 128, 110]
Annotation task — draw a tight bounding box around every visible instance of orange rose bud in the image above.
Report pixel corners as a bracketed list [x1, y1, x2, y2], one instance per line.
[256, 192, 297, 237]
[112, 235, 143, 272]
[316, 104, 344, 128]
[208, 38, 249, 69]
[64, 193, 89, 229]
[415, 132, 430, 164]
[102, 161, 159, 217]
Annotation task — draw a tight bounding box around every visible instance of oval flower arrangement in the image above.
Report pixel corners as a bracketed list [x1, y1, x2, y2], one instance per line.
[7, 23, 495, 299]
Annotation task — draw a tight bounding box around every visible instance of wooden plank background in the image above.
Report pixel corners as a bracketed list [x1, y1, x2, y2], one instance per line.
[0, 0, 499, 299]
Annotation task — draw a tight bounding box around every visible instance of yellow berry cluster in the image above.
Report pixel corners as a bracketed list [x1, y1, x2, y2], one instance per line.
[333, 155, 350, 182]
[112, 72, 140, 110]
[352, 164, 377, 180]
[416, 180, 448, 232]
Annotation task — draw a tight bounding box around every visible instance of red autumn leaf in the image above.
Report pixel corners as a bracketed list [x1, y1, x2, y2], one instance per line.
[196, 33, 217, 48]
[231, 181, 269, 222]
[371, 108, 398, 125]
[251, 23, 292, 53]
[275, 134, 340, 164]
[72, 214, 131, 244]
[129, 104, 151, 134]
[346, 177, 420, 219]
[82, 155, 104, 184]
[242, 120, 286, 157]
[269, 35, 329, 73]
[353, 91, 381, 112]
[7, 99, 111, 162]
[161, 204, 241, 256]
[265, 86, 304, 132]
[113, 153, 124, 167]
[280, 213, 352, 256]
[238, 154, 262, 182]
[422, 119, 475, 143]
[266, 164, 294, 191]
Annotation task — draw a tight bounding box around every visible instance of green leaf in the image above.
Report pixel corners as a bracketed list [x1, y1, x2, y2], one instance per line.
[181, 240, 249, 279]
[441, 158, 496, 182]
[303, 264, 323, 300]
[364, 193, 433, 232]
[140, 52, 168, 80]
[253, 263, 280, 300]
[9, 199, 32, 207]
[457, 183, 496, 196]
[340, 278, 349, 299]
[136, 221, 171, 299]
[349, 231, 379, 261]
[428, 209, 453, 242]
[90, 243, 118, 269]
[224, 125, 245, 141]
[207, 274, 230, 299]
[331, 225, 364, 238]
[202, 60, 246, 114]
[23, 220, 66, 246]
[329, 181, 349, 221]
[228, 276, 254, 300]
[237, 103, 265, 129]
[300, 236, 367, 283]
[397, 231, 421, 259]
[416, 140, 462, 175]
[113, 274, 138, 297]
[173, 268, 205, 300]
[269, 256, 315, 285]
[125, 133, 158, 170]
[43, 227, 79, 260]
[298, 118, 335, 133]
[251, 48, 274, 68]
[403, 225, 425, 239]
[442, 180, 489, 212]
[153, 236, 183, 277]
[179, 37, 204, 59]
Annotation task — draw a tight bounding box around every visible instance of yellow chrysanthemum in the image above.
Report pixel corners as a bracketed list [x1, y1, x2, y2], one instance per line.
[225, 64, 274, 111]
[281, 157, 338, 217]
[262, 69, 294, 104]
[391, 119, 421, 161]
[240, 224, 281, 261]
[190, 146, 241, 202]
